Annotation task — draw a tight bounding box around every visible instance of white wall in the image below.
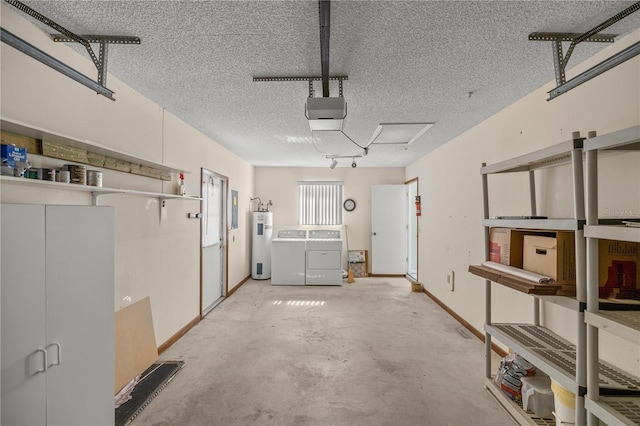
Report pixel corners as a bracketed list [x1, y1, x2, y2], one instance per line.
[0, 5, 254, 346]
[406, 29, 640, 374]
[255, 167, 406, 271]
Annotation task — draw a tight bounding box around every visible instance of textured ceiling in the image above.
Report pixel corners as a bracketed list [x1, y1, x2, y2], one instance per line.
[12, 1, 640, 167]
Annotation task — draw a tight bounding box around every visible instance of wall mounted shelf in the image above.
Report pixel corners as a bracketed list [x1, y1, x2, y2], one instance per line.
[1, 117, 188, 175]
[0, 175, 201, 206]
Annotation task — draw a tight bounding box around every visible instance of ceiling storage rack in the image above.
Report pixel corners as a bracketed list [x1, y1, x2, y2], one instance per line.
[529, 2, 640, 101]
[0, 117, 200, 206]
[3, 0, 141, 100]
[584, 125, 640, 426]
[472, 133, 588, 425]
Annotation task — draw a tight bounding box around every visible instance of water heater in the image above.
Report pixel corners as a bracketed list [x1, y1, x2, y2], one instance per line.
[252, 211, 273, 279]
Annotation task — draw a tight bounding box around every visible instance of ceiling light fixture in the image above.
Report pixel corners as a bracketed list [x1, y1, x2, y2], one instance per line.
[329, 159, 338, 169]
[368, 122, 435, 146]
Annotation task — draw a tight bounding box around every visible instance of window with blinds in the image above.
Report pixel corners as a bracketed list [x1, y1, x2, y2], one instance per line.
[298, 181, 343, 225]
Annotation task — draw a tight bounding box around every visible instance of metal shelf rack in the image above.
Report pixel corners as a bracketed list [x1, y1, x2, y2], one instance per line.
[478, 133, 588, 425]
[584, 125, 640, 426]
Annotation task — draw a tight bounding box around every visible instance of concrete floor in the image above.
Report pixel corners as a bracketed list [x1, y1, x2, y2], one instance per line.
[133, 277, 515, 426]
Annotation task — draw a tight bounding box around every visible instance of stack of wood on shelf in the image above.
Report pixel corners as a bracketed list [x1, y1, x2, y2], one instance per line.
[468, 264, 560, 295]
[2, 129, 172, 181]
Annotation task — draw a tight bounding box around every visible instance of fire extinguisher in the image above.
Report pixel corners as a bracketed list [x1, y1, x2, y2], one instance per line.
[415, 195, 421, 217]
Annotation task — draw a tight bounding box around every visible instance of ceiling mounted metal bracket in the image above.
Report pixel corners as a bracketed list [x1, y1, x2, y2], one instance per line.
[51, 35, 141, 87]
[3, 0, 140, 99]
[529, 2, 639, 90]
[253, 76, 348, 98]
[548, 40, 640, 100]
[1, 28, 115, 99]
[253, 76, 348, 82]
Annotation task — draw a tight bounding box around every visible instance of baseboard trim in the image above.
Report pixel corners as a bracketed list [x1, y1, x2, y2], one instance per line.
[227, 274, 251, 297]
[157, 274, 253, 354]
[368, 274, 406, 278]
[421, 287, 507, 358]
[158, 315, 200, 355]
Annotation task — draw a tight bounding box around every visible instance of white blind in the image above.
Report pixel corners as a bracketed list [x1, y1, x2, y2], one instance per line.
[298, 181, 343, 225]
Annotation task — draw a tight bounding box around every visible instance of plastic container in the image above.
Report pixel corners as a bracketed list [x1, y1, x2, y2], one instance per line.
[178, 173, 186, 196]
[551, 379, 575, 425]
[87, 170, 103, 187]
[57, 170, 71, 183]
[521, 375, 554, 417]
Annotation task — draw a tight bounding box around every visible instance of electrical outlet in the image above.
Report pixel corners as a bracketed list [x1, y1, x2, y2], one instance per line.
[446, 269, 455, 291]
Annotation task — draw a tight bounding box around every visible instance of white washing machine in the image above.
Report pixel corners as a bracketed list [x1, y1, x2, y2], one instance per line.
[306, 229, 343, 285]
[271, 229, 307, 285]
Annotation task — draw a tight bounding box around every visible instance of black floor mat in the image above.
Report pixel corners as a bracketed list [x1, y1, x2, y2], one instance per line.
[115, 361, 185, 426]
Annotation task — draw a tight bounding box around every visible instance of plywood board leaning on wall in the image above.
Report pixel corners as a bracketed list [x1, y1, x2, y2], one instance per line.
[114, 297, 159, 394]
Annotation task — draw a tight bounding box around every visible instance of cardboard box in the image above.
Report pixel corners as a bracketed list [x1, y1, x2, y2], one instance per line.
[489, 228, 533, 268]
[115, 297, 158, 394]
[598, 239, 640, 298]
[523, 233, 576, 285]
[1, 144, 28, 166]
[349, 250, 367, 263]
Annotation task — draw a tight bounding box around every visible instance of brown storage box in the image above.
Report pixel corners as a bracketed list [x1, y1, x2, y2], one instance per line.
[523, 233, 576, 285]
[489, 228, 536, 268]
[598, 239, 640, 298]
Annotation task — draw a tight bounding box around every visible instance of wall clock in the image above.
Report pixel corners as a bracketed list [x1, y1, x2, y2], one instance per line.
[343, 198, 356, 212]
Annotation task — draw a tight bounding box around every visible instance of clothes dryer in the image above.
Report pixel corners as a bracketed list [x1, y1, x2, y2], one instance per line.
[306, 229, 342, 285]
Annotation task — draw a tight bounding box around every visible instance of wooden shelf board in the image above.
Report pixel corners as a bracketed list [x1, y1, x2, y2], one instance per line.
[469, 265, 560, 295]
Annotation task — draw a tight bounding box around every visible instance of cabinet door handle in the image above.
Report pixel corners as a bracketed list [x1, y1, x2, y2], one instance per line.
[35, 348, 48, 374]
[46, 342, 61, 368]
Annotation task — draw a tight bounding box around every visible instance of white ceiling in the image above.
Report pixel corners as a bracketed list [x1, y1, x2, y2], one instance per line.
[13, 1, 640, 168]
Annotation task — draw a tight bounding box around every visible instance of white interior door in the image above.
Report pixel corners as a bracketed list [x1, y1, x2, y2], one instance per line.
[372, 184, 407, 274]
[202, 170, 227, 315]
[407, 180, 418, 280]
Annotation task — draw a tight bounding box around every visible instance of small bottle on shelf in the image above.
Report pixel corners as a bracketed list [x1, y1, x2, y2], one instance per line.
[178, 173, 186, 196]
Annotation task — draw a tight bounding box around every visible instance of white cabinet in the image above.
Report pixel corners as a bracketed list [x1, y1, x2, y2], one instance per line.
[1, 204, 114, 426]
